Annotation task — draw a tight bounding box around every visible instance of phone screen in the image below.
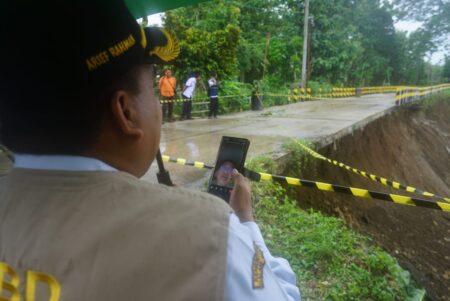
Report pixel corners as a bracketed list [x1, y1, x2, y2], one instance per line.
[208, 136, 250, 202]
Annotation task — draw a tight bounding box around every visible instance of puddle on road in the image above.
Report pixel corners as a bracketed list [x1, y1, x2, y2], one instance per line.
[150, 94, 397, 186]
[259, 109, 287, 117]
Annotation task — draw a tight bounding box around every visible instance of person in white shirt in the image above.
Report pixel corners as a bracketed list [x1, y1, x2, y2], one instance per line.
[181, 72, 200, 120]
[0, 1, 301, 300]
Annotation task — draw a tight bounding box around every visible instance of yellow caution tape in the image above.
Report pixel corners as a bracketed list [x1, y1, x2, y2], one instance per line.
[293, 140, 450, 203]
[162, 155, 214, 169]
[161, 154, 450, 213]
[160, 84, 450, 106]
[159, 94, 249, 104]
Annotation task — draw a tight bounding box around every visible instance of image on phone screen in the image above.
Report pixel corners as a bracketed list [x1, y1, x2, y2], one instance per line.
[208, 136, 250, 202]
[212, 160, 236, 188]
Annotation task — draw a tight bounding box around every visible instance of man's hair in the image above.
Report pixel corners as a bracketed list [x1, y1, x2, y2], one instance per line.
[0, 66, 142, 155]
[219, 160, 236, 169]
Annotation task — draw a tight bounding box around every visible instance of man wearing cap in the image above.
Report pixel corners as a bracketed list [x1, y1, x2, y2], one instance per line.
[0, 1, 300, 301]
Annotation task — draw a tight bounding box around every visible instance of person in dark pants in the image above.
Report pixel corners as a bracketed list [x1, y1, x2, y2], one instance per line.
[181, 73, 200, 120]
[159, 69, 177, 122]
[251, 80, 263, 111]
[181, 94, 192, 120]
[208, 72, 219, 118]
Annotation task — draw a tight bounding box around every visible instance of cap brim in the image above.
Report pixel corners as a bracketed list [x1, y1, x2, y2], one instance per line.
[143, 27, 180, 64]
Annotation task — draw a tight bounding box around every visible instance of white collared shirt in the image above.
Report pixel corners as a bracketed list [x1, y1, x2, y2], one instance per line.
[13, 154, 301, 301]
[183, 77, 197, 98]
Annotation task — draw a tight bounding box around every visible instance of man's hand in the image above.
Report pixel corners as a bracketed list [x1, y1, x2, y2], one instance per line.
[229, 169, 254, 223]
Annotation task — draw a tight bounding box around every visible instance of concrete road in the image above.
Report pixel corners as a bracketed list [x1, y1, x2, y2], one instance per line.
[142, 93, 396, 187]
[0, 94, 395, 183]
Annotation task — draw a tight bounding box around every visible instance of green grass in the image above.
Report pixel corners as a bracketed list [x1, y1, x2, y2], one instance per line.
[247, 156, 426, 301]
[418, 88, 450, 108]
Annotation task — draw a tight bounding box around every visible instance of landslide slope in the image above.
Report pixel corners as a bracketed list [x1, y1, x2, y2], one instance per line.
[294, 97, 450, 301]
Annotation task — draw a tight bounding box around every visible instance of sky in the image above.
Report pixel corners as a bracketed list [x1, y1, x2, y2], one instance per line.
[140, 13, 163, 26]
[145, 13, 446, 65]
[394, 20, 446, 65]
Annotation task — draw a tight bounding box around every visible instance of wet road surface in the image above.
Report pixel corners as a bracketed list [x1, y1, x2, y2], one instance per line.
[142, 94, 396, 187]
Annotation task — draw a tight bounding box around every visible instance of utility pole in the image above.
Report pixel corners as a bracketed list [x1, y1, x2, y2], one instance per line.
[301, 0, 309, 89]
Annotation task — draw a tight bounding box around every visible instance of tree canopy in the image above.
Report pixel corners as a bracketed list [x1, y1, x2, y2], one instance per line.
[163, 0, 447, 87]
[393, 0, 450, 49]
[392, 0, 449, 75]
[443, 56, 450, 81]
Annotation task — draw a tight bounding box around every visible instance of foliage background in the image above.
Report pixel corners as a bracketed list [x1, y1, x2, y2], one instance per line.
[161, 0, 447, 93]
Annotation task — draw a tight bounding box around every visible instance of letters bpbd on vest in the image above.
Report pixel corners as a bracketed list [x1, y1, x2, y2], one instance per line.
[0, 261, 61, 301]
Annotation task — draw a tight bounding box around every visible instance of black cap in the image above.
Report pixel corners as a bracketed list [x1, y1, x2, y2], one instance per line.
[1, 0, 180, 93]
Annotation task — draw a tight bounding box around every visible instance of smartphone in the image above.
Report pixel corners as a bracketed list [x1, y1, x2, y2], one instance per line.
[208, 136, 250, 202]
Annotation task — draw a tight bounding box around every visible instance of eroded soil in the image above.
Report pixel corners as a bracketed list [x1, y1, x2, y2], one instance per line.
[292, 99, 450, 300]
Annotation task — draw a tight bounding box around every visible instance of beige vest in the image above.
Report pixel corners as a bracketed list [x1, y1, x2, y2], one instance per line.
[0, 169, 231, 301]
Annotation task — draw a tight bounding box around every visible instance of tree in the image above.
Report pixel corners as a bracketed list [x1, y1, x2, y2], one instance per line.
[443, 56, 450, 82]
[354, 0, 398, 85]
[308, 0, 364, 85]
[162, 0, 441, 88]
[393, 0, 450, 49]
[235, 0, 301, 84]
[163, 2, 241, 80]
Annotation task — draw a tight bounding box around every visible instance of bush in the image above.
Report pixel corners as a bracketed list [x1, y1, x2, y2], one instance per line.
[247, 155, 426, 301]
[168, 77, 356, 117]
[308, 80, 333, 96]
[219, 80, 252, 113]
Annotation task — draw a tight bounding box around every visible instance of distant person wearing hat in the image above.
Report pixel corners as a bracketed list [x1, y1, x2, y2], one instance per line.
[208, 72, 220, 118]
[181, 73, 200, 120]
[159, 69, 177, 122]
[0, 1, 300, 301]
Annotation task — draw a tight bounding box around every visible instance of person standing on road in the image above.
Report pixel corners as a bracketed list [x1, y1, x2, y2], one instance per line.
[208, 72, 220, 118]
[181, 73, 200, 120]
[0, 1, 300, 300]
[159, 69, 177, 122]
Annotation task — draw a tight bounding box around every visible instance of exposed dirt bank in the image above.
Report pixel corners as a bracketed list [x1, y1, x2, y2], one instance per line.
[291, 98, 450, 301]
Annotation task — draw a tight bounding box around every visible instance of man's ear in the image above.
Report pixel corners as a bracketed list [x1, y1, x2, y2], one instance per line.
[110, 91, 144, 137]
